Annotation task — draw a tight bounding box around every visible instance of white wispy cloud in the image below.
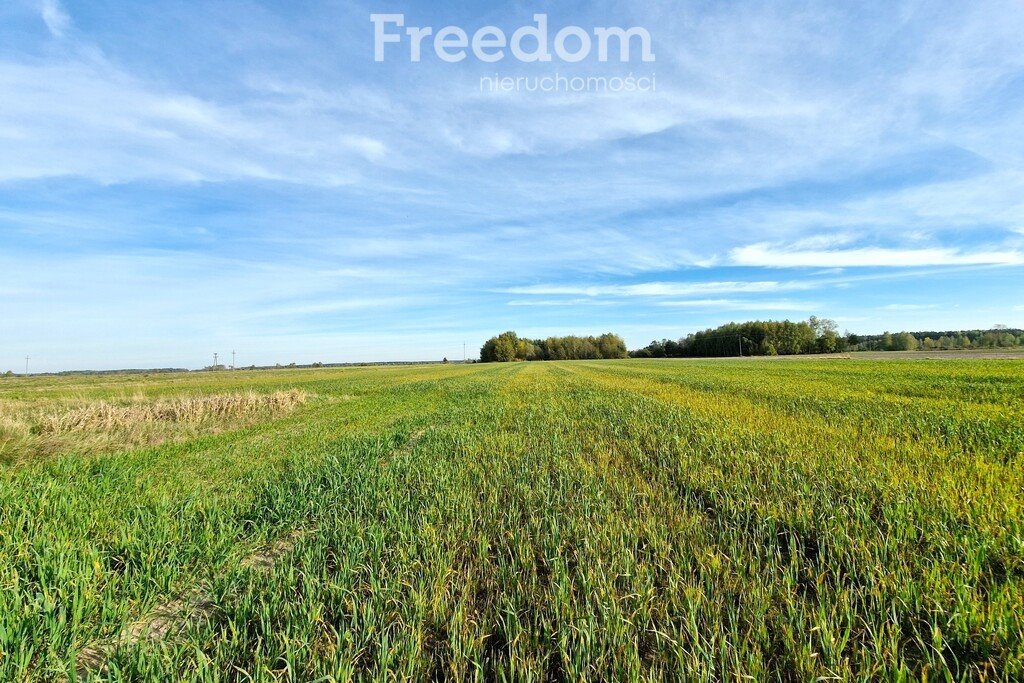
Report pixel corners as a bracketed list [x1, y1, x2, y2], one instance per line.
[882, 303, 941, 311]
[656, 299, 817, 311]
[507, 298, 615, 307]
[0, 58, 388, 184]
[730, 243, 1024, 268]
[39, 0, 70, 38]
[502, 281, 804, 297]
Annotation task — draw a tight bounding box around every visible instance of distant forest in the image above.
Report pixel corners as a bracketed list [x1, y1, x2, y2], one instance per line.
[631, 318, 1024, 358]
[480, 332, 628, 362]
[479, 320, 1024, 362]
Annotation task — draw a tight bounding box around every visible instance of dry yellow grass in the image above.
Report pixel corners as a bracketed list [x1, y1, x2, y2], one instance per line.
[35, 389, 307, 434]
[0, 389, 307, 464]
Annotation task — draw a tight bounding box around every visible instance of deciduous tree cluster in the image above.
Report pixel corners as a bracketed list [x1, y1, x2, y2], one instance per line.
[480, 332, 628, 362]
[630, 319, 1024, 358]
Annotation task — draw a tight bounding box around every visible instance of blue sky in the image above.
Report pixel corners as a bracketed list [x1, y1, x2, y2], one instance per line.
[1, 0, 1023, 371]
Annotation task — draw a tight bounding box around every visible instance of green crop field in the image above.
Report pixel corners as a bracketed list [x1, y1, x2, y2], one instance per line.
[1, 359, 1022, 681]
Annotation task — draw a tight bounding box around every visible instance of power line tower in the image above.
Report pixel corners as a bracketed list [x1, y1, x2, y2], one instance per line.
[213, 352, 218, 369]
[24, 356, 30, 376]
[463, 342, 466, 363]
[231, 350, 236, 370]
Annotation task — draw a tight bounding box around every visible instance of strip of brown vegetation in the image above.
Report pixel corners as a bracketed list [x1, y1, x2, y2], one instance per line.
[36, 389, 307, 434]
[75, 589, 217, 677]
[74, 530, 306, 679]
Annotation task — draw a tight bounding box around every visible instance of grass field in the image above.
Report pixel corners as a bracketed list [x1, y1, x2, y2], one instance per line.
[0, 359, 1022, 681]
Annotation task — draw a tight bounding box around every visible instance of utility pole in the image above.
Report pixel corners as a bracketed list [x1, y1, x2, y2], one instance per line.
[24, 356, 29, 376]
[231, 350, 236, 370]
[463, 342, 466, 363]
[738, 335, 743, 357]
[214, 352, 218, 369]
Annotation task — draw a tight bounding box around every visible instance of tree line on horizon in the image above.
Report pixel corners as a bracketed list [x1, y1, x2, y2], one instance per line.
[479, 331, 628, 362]
[478, 319, 1024, 362]
[631, 317, 838, 358]
[631, 319, 1024, 358]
